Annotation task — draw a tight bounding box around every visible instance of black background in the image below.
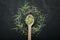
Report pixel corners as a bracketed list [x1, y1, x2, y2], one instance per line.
[0, 0, 60, 40]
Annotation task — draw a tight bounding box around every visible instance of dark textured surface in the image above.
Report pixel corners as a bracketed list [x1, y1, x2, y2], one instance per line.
[0, 0, 60, 40]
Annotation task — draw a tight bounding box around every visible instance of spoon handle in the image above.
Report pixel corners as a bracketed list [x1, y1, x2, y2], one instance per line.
[28, 25, 31, 40]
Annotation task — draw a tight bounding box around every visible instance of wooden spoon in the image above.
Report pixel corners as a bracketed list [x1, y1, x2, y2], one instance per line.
[25, 14, 34, 40]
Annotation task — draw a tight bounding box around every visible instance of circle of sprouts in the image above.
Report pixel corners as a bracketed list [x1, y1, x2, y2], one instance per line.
[14, 3, 45, 36]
